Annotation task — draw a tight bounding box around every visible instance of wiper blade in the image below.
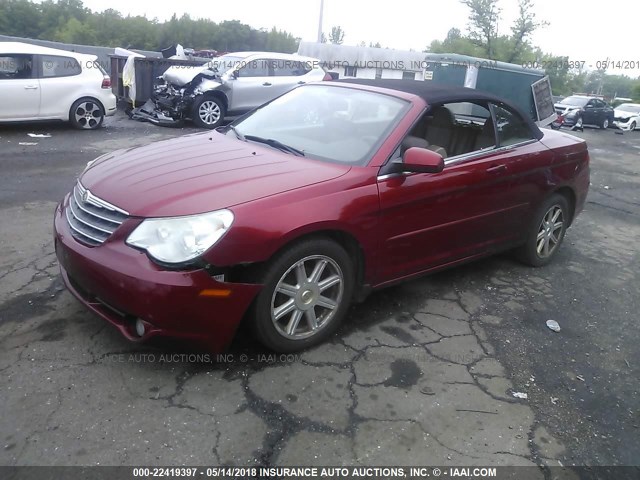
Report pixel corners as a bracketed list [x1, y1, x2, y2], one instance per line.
[226, 124, 246, 141]
[244, 135, 305, 156]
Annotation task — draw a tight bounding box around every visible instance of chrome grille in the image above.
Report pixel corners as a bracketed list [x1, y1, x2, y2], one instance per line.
[65, 182, 129, 246]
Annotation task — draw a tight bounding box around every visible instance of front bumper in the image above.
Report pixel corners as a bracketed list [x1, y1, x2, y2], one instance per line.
[560, 115, 579, 126]
[613, 119, 635, 131]
[53, 197, 262, 352]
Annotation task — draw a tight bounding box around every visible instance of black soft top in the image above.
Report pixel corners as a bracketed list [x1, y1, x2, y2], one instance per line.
[336, 79, 543, 139]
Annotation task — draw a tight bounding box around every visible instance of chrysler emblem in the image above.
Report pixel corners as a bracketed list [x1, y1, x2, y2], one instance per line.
[82, 189, 90, 203]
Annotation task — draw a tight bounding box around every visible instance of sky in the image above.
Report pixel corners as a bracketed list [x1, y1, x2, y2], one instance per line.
[77, 0, 640, 76]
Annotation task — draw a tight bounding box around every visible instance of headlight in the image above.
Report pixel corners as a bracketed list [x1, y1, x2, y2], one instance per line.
[126, 209, 234, 265]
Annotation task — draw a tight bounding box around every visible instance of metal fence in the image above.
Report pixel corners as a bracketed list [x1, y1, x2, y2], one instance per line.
[0, 34, 161, 70]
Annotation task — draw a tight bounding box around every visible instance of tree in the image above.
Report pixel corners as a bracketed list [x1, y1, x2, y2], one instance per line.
[508, 0, 548, 63]
[632, 83, 640, 102]
[0, 0, 300, 53]
[426, 27, 484, 56]
[460, 0, 501, 57]
[54, 17, 96, 45]
[328, 26, 345, 45]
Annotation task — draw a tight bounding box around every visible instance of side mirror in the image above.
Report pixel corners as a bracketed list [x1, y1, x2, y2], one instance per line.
[393, 147, 444, 174]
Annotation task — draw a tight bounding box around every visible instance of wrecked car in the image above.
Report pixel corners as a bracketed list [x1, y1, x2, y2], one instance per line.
[130, 52, 329, 128]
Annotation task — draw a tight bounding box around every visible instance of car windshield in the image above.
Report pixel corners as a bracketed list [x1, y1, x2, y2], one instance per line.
[560, 96, 589, 107]
[206, 55, 244, 73]
[617, 104, 640, 113]
[231, 85, 409, 165]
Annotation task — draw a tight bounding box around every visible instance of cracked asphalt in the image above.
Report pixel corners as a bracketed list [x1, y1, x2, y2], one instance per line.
[0, 113, 638, 472]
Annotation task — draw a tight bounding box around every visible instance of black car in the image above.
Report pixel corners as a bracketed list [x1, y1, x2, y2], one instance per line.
[554, 95, 614, 129]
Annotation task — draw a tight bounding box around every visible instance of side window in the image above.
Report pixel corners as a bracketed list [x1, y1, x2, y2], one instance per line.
[273, 60, 311, 77]
[398, 101, 494, 160]
[595, 99, 606, 108]
[491, 104, 534, 147]
[40, 55, 81, 78]
[236, 59, 270, 77]
[0, 54, 34, 79]
[586, 99, 596, 108]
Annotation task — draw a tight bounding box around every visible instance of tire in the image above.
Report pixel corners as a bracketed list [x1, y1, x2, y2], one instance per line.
[630, 121, 636, 131]
[574, 116, 583, 129]
[600, 117, 610, 129]
[191, 95, 225, 129]
[515, 194, 569, 267]
[69, 98, 104, 130]
[250, 238, 355, 352]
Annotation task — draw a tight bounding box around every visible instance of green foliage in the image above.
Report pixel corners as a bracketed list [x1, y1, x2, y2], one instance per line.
[0, 0, 299, 53]
[328, 26, 344, 45]
[425, 0, 640, 99]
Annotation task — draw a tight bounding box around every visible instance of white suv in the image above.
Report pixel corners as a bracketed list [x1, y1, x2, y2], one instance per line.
[0, 42, 117, 129]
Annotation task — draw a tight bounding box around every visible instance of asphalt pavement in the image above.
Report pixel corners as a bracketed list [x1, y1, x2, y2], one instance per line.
[0, 113, 638, 474]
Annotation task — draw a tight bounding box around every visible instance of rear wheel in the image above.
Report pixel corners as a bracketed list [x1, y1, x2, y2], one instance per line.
[515, 194, 569, 267]
[251, 239, 354, 352]
[69, 98, 104, 130]
[192, 95, 224, 129]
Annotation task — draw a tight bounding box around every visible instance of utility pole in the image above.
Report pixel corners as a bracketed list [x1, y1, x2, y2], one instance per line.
[317, 0, 324, 43]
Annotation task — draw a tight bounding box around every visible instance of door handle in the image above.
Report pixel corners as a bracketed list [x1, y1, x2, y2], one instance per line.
[24, 85, 38, 90]
[297, 81, 306, 84]
[486, 164, 507, 174]
[262, 82, 272, 86]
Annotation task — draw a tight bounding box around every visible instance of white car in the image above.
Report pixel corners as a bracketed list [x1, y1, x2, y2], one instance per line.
[613, 103, 640, 131]
[0, 42, 117, 129]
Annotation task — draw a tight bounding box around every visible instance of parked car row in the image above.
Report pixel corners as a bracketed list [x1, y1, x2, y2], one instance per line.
[553, 95, 640, 132]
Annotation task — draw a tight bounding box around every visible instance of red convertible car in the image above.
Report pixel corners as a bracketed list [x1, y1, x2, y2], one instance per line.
[54, 79, 590, 352]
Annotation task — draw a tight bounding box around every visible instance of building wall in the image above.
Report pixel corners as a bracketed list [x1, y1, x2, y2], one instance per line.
[328, 67, 424, 81]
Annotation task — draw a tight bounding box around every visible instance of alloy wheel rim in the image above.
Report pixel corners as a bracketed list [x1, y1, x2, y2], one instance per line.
[74, 101, 101, 129]
[271, 255, 344, 340]
[536, 205, 564, 259]
[576, 117, 583, 127]
[603, 119, 609, 129]
[199, 101, 221, 125]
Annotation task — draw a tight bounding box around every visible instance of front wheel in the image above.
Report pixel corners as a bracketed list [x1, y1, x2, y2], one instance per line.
[191, 95, 224, 129]
[601, 117, 610, 129]
[630, 121, 636, 131]
[574, 116, 583, 129]
[515, 194, 569, 267]
[69, 98, 104, 130]
[251, 239, 355, 352]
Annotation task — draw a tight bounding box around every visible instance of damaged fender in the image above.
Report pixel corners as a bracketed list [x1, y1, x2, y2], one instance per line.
[128, 65, 228, 129]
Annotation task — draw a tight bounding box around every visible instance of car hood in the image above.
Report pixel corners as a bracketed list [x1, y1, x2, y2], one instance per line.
[162, 64, 217, 87]
[555, 103, 582, 111]
[80, 132, 351, 218]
